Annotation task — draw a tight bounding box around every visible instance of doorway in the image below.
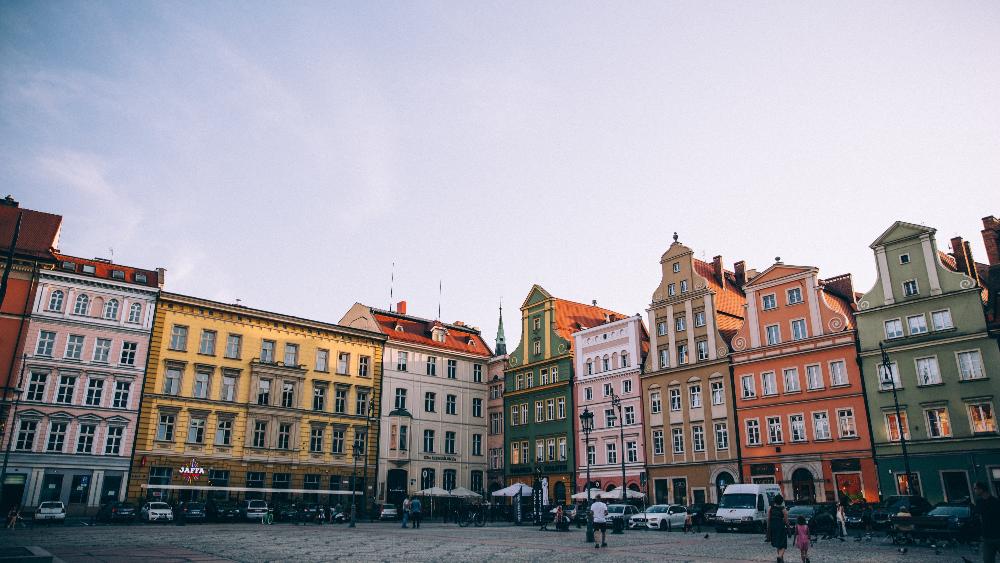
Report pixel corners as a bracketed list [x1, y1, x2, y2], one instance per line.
[101, 476, 122, 504]
[387, 469, 408, 507]
[654, 479, 669, 504]
[715, 471, 735, 501]
[40, 474, 64, 503]
[791, 468, 816, 503]
[671, 478, 687, 505]
[1, 474, 26, 512]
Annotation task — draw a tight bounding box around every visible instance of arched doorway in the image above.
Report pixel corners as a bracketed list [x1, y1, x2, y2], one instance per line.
[627, 483, 640, 492]
[715, 471, 735, 501]
[792, 468, 816, 503]
[554, 481, 566, 504]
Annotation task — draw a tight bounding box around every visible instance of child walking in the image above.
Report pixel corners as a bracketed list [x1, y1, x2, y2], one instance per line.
[794, 516, 811, 563]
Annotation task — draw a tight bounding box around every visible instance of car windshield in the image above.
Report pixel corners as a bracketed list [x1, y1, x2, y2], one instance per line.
[788, 506, 815, 516]
[249, 500, 267, 508]
[608, 506, 625, 513]
[646, 506, 669, 513]
[39, 502, 62, 508]
[927, 506, 969, 517]
[720, 494, 757, 509]
[149, 502, 169, 509]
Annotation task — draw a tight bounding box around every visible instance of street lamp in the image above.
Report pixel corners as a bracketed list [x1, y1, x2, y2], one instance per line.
[361, 396, 376, 521]
[349, 441, 361, 528]
[579, 407, 595, 543]
[879, 342, 913, 497]
[609, 390, 627, 533]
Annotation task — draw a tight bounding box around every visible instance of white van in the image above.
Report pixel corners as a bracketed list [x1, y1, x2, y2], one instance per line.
[715, 483, 782, 532]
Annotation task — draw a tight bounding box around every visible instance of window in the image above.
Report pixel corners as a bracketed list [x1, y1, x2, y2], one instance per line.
[36, 331, 56, 356]
[677, 344, 689, 365]
[606, 442, 618, 463]
[812, 412, 831, 440]
[761, 372, 777, 396]
[668, 283, 676, 296]
[692, 425, 705, 451]
[787, 287, 803, 304]
[46, 421, 67, 451]
[216, 419, 232, 446]
[907, 314, 928, 336]
[128, 302, 142, 324]
[169, 325, 188, 351]
[762, 294, 777, 310]
[225, 334, 242, 359]
[396, 351, 408, 371]
[884, 319, 904, 339]
[829, 360, 848, 386]
[878, 362, 901, 390]
[710, 381, 724, 405]
[652, 430, 664, 455]
[104, 426, 123, 455]
[669, 388, 681, 411]
[56, 375, 76, 404]
[903, 280, 919, 296]
[621, 351, 630, 368]
[899, 253, 910, 264]
[745, 419, 761, 446]
[838, 408, 857, 438]
[532, 341, 541, 355]
[188, 417, 206, 443]
[48, 290, 64, 311]
[657, 321, 667, 336]
[920, 308, 950, 332]
[423, 429, 435, 452]
[335, 388, 347, 413]
[715, 422, 729, 449]
[252, 421, 268, 448]
[260, 340, 275, 363]
[765, 325, 780, 346]
[790, 414, 806, 442]
[673, 262, 680, 273]
[624, 405, 635, 425]
[220, 374, 236, 402]
[587, 444, 596, 465]
[73, 294, 90, 315]
[112, 381, 130, 408]
[490, 413, 503, 435]
[472, 434, 483, 456]
[26, 373, 46, 401]
[967, 402, 997, 434]
[957, 350, 986, 380]
[199, 330, 217, 355]
[398, 426, 408, 451]
[650, 391, 661, 414]
[76, 424, 95, 453]
[535, 401, 544, 423]
[284, 344, 298, 366]
[191, 372, 208, 399]
[741, 374, 756, 398]
[558, 437, 567, 461]
[540, 368, 548, 385]
[424, 392, 437, 413]
[119, 342, 137, 366]
[282, 381, 295, 407]
[697, 340, 709, 361]
[680, 279, 689, 293]
[623, 379, 633, 394]
[446, 394, 457, 415]
[85, 378, 104, 406]
[805, 365, 823, 390]
[313, 386, 326, 411]
[310, 428, 324, 452]
[791, 319, 807, 341]
[515, 374, 523, 390]
[689, 384, 702, 408]
[15, 420, 37, 451]
[672, 427, 684, 453]
[533, 317, 541, 330]
[447, 359, 457, 379]
[426, 356, 437, 376]
[395, 388, 407, 410]
[356, 390, 369, 416]
[783, 368, 800, 393]
[602, 356, 610, 371]
[603, 382, 613, 397]
[331, 430, 345, 453]
[915, 357, 941, 385]
[65, 335, 84, 359]
[257, 379, 271, 405]
[885, 411, 909, 441]
[277, 423, 291, 449]
[473, 364, 483, 382]
[676, 316, 686, 332]
[471, 397, 483, 418]
[767, 416, 783, 443]
[157, 414, 175, 441]
[694, 311, 706, 327]
[605, 408, 615, 428]
[925, 407, 951, 438]
[93, 338, 111, 363]
[659, 349, 669, 369]
[445, 431, 456, 454]
[337, 352, 350, 374]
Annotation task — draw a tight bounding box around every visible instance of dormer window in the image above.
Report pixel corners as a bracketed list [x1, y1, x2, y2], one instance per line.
[467, 338, 476, 347]
[61, 261, 75, 271]
[394, 323, 405, 332]
[111, 270, 125, 280]
[134, 273, 148, 283]
[81, 264, 96, 275]
[431, 326, 447, 342]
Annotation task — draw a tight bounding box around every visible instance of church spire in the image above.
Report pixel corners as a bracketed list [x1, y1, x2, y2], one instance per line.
[494, 299, 507, 356]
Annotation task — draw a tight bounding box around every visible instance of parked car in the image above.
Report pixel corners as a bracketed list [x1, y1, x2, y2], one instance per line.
[785, 503, 837, 536]
[299, 504, 325, 522]
[687, 503, 718, 526]
[174, 501, 207, 522]
[378, 504, 399, 521]
[207, 500, 241, 521]
[844, 503, 867, 528]
[606, 503, 641, 524]
[628, 504, 687, 530]
[272, 504, 299, 522]
[910, 503, 977, 544]
[871, 495, 932, 528]
[140, 501, 174, 522]
[703, 504, 719, 524]
[715, 484, 782, 532]
[239, 499, 269, 521]
[96, 501, 137, 523]
[34, 501, 66, 523]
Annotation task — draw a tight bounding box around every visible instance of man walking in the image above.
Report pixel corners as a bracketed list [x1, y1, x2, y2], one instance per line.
[401, 497, 411, 528]
[411, 496, 423, 529]
[973, 481, 999, 563]
[591, 498, 609, 549]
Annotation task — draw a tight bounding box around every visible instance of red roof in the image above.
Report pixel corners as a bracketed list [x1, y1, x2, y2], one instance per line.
[373, 310, 492, 357]
[692, 259, 746, 343]
[939, 250, 989, 302]
[553, 298, 628, 353]
[52, 253, 161, 288]
[0, 204, 62, 261]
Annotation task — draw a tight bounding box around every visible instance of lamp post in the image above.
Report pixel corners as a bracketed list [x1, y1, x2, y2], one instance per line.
[349, 441, 361, 528]
[361, 396, 376, 521]
[579, 407, 595, 543]
[879, 342, 913, 495]
[608, 391, 627, 534]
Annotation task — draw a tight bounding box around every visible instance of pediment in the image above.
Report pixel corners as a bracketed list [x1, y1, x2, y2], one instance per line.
[17, 408, 45, 418]
[746, 264, 813, 287]
[106, 415, 131, 424]
[869, 221, 934, 249]
[521, 284, 552, 308]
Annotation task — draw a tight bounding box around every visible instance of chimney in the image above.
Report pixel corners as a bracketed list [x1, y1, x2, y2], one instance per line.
[734, 260, 747, 287]
[712, 255, 725, 291]
[982, 216, 1000, 266]
[454, 321, 465, 327]
[156, 267, 166, 289]
[1, 195, 19, 207]
[592, 299, 597, 306]
[396, 300, 407, 315]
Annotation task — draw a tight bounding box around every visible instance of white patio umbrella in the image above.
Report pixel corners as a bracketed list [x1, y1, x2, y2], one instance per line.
[449, 486, 482, 499]
[491, 483, 533, 497]
[414, 486, 451, 497]
[571, 488, 602, 500]
[600, 487, 646, 501]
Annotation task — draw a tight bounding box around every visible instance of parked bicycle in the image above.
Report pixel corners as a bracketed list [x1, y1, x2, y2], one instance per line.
[261, 508, 274, 525]
[457, 505, 486, 528]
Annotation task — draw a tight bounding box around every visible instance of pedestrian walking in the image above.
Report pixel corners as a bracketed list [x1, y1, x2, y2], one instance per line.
[591, 499, 609, 549]
[6, 505, 20, 529]
[860, 500, 873, 538]
[973, 481, 999, 563]
[411, 497, 422, 529]
[401, 497, 411, 528]
[766, 494, 790, 563]
[794, 515, 811, 563]
[684, 510, 693, 533]
[836, 502, 847, 539]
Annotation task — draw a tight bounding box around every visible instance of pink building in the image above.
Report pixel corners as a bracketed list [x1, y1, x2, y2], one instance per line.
[573, 315, 648, 494]
[4, 254, 162, 514]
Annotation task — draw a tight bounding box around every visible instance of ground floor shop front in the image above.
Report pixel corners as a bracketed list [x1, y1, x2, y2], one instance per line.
[739, 454, 878, 504]
[646, 461, 738, 505]
[506, 468, 575, 506]
[1, 452, 127, 514]
[875, 449, 1000, 503]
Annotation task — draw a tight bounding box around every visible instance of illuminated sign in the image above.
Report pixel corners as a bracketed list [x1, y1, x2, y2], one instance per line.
[178, 459, 206, 483]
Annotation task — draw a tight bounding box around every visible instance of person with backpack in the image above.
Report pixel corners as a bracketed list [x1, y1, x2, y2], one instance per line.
[765, 495, 790, 563]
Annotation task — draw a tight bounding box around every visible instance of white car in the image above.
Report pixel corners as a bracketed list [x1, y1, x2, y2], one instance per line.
[629, 504, 688, 530]
[140, 501, 174, 522]
[606, 503, 640, 523]
[34, 501, 66, 522]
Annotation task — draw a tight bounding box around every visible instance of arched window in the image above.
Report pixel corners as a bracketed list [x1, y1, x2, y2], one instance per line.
[73, 294, 90, 315]
[128, 302, 142, 324]
[602, 355, 610, 372]
[621, 350, 629, 368]
[586, 360, 593, 375]
[103, 299, 119, 320]
[48, 290, 64, 311]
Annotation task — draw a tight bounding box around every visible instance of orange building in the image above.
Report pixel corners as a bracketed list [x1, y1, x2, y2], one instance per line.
[730, 261, 877, 504]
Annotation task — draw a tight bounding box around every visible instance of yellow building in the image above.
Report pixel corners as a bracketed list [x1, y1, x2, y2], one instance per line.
[126, 292, 386, 510]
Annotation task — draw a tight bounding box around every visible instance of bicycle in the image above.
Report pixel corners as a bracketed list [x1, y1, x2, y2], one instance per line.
[458, 506, 486, 528]
[261, 510, 274, 525]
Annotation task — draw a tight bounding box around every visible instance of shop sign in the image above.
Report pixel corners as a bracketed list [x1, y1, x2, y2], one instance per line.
[178, 459, 206, 483]
[422, 455, 457, 461]
[830, 459, 860, 472]
[750, 463, 776, 476]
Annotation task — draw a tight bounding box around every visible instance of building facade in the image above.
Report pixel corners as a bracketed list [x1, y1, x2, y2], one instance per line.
[3, 255, 161, 513]
[856, 221, 1000, 503]
[127, 292, 386, 508]
[730, 262, 877, 504]
[340, 301, 491, 508]
[641, 239, 746, 506]
[573, 314, 647, 494]
[487, 306, 508, 493]
[503, 284, 625, 505]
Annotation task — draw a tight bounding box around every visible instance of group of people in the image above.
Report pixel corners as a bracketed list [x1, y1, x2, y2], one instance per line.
[399, 496, 423, 529]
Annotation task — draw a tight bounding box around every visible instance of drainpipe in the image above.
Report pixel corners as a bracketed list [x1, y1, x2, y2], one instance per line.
[852, 329, 881, 503]
[727, 359, 744, 484]
[124, 292, 161, 502]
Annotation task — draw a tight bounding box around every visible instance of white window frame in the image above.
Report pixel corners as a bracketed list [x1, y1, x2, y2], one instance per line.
[930, 309, 954, 331]
[789, 413, 806, 442]
[745, 418, 761, 446]
[907, 314, 928, 336]
[740, 374, 756, 399]
[761, 293, 777, 310]
[955, 349, 986, 381]
[765, 324, 781, 346]
[884, 318, 904, 339]
[805, 364, 823, 390]
[966, 401, 997, 434]
[786, 287, 803, 305]
[829, 360, 849, 387]
[902, 279, 919, 297]
[924, 406, 952, 438]
[790, 318, 808, 341]
[914, 355, 941, 386]
[761, 371, 777, 396]
[812, 410, 831, 440]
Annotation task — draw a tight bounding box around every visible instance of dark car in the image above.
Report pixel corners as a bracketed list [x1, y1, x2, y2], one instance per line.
[785, 503, 838, 536]
[96, 501, 137, 523]
[703, 504, 719, 524]
[871, 495, 932, 528]
[273, 504, 299, 522]
[910, 503, 977, 543]
[207, 500, 241, 521]
[844, 503, 866, 528]
[687, 503, 718, 526]
[174, 501, 207, 522]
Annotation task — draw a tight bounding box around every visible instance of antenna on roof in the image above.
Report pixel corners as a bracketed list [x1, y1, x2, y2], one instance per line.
[438, 279, 442, 320]
[389, 261, 395, 312]
[109, 247, 114, 262]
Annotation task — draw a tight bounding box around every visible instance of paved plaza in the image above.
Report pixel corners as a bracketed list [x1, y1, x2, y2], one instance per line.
[1, 521, 982, 562]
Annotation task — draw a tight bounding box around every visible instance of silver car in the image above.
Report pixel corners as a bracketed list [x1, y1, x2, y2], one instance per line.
[34, 501, 66, 522]
[140, 501, 174, 522]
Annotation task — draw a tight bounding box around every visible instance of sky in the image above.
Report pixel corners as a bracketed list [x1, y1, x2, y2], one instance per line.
[2, 1, 998, 351]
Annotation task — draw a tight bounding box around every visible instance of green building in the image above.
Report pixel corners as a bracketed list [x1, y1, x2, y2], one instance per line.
[856, 221, 1000, 503]
[502, 285, 625, 505]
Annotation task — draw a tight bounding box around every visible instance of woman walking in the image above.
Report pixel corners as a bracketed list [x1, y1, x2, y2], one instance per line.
[766, 495, 790, 563]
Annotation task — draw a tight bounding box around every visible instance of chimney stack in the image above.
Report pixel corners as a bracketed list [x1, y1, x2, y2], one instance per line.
[982, 216, 1000, 266]
[156, 267, 166, 288]
[592, 299, 597, 306]
[396, 300, 407, 315]
[712, 255, 725, 291]
[950, 237, 981, 287]
[734, 260, 747, 287]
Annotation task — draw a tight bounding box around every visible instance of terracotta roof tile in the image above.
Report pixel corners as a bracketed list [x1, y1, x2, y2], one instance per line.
[552, 298, 628, 353]
[51, 253, 161, 288]
[373, 310, 492, 357]
[692, 259, 746, 319]
[0, 205, 62, 260]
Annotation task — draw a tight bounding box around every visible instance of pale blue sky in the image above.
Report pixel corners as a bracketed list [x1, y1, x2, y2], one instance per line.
[3, 1, 999, 349]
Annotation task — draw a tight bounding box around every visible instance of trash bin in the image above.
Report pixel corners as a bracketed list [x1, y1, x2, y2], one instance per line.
[612, 516, 624, 534]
